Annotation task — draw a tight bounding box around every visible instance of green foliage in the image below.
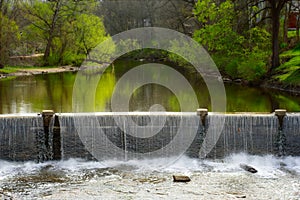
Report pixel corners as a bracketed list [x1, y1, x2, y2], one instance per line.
[167, 39, 192, 67]
[287, 30, 299, 39]
[283, 69, 300, 85]
[193, 0, 270, 83]
[22, 0, 108, 66]
[247, 27, 271, 50]
[224, 58, 240, 79]
[193, 0, 244, 55]
[0, 12, 21, 64]
[275, 47, 300, 86]
[73, 14, 108, 55]
[238, 51, 267, 82]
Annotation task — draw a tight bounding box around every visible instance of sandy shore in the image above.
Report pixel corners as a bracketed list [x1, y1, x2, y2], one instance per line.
[0, 66, 78, 79]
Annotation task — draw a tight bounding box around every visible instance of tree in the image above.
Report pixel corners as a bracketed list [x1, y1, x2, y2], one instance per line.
[73, 14, 108, 57]
[216, 0, 289, 72]
[193, 0, 271, 82]
[193, 0, 244, 55]
[97, 0, 198, 35]
[267, 0, 289, 71]
[0, 1, 21, 65]
[22, 0, 99, 65]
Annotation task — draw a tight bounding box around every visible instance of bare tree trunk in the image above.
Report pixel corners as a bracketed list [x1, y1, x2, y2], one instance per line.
[283, 3, 291, 44]
[0, 16, 3, 65]
[268, 0, 288, 71]
[271, 6, 281, 70]
[297, 15, 300, 42]
[0, 0, 5, 65]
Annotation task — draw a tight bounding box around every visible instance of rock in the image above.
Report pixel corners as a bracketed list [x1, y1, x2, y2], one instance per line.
[227, 192, 246, 198]
[0, 74, 6, 79]
[234, 79, 242, 83]
[173, 175, 191, 182]
[0, 63, 4, 69]
[223, 78, 232, 83]
[240, 164, 258, 173]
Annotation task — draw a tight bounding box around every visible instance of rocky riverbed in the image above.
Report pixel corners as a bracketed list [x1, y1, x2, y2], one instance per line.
[0, 153, 299, 199]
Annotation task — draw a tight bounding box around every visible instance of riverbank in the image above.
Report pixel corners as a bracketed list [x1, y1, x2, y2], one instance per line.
[0, 66, 78, 79]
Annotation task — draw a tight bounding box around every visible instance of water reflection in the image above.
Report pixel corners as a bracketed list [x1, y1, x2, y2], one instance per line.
[0, 61, 300, 114]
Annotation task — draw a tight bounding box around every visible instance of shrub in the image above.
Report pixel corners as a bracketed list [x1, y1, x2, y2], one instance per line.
[238, 52, 267, 82]
[224, 57, 240, 79]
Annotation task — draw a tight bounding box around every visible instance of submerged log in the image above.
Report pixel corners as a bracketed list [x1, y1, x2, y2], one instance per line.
[173, 175, 191, 182]
[239, 164, 258, 173]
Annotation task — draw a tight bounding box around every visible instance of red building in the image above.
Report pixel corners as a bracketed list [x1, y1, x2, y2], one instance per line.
[288, 12, 298, 30]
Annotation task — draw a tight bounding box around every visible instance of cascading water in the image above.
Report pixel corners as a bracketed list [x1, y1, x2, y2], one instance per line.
[58, 113, 201, 161]
[0, 112, 299, 162]
[206, 114, 278, 158]
[1, 112, 300, 199]
[57, 114, 94, 160]
[283, 113, 300, 156]
[0, 114, 43, 161]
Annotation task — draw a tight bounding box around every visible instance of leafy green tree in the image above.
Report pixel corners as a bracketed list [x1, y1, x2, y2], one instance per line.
[267, 0, 289, 70]
[0, 12, 20, 65]
[193, 0, 244, 55]
[73, 14, 108, 57]
[246, 0, 289, 70]
[22, 0, 104, 65]
[193, 0, 271, 83]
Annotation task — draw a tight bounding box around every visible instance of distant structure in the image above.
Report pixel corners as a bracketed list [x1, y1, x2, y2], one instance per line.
[288, 0, 300, 30]
[143, 18, 151, 27]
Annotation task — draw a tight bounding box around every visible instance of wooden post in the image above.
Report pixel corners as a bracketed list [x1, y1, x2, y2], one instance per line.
[275, 109, 287, 129]
[42, 110, 54, 151]
[197, 108, 208, 126]
[52, 115, 61, 160]
[275, 109, 287, 156]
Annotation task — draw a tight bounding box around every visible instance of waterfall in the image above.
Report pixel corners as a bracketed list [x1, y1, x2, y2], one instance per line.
[58, 113, 200, 161]
[283, 113, 300, 156]
[0, 114, 43, 161]
[58, 114, 94, 160]
[37, 116, 55, 162]
[0, 112, 300, 162]
[206, 114, 278, 158]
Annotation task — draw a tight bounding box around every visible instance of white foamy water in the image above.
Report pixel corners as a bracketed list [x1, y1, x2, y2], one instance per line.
[0, 153, 300, 199]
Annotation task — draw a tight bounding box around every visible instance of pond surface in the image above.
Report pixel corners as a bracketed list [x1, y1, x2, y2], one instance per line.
[0, 60, 300, 114]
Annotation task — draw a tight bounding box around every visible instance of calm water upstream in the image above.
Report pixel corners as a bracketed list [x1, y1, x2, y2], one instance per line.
[0, 60, 300, 114]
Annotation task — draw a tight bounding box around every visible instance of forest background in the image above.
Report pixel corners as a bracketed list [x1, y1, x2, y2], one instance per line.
[1, 0, 300, 90]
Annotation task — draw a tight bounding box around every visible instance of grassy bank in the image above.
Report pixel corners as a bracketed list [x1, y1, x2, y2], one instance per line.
[274, 45, 300, 88]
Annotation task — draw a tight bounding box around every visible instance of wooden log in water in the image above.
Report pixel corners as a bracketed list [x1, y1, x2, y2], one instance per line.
[173, 175, 191, 182]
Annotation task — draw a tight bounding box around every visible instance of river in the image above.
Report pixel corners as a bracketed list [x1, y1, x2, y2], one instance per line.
[0, 60, 300, 114]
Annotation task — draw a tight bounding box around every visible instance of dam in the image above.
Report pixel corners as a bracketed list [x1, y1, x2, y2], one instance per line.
[0, 109, 299, 162]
